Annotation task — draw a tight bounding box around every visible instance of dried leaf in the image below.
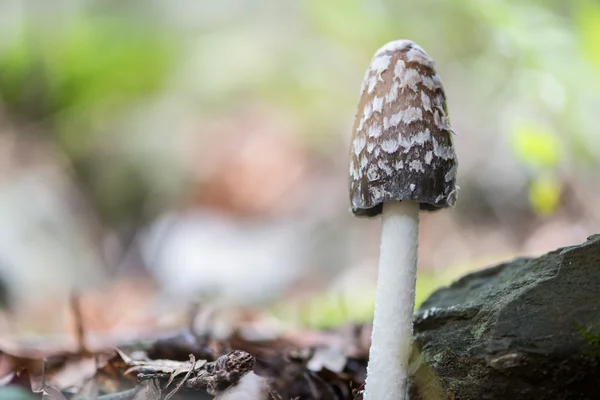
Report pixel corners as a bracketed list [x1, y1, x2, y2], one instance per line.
[115, 347, 208, 395]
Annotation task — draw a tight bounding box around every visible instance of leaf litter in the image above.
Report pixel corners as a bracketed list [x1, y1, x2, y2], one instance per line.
[0, 294, 370, 399]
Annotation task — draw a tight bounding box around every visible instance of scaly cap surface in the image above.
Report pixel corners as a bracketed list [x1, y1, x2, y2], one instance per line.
[349, 40, 458, 217]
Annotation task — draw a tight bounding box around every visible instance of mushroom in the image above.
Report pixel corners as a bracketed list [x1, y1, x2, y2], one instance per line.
[348, 40, 458, 399]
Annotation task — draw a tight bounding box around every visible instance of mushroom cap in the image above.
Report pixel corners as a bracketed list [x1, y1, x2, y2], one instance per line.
[349, 40, 458, 217]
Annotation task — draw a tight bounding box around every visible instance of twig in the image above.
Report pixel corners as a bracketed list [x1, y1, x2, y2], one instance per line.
[164, 355, 197, 400]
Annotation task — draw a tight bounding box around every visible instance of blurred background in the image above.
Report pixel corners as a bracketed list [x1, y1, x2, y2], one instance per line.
[0, 0, 599, 344]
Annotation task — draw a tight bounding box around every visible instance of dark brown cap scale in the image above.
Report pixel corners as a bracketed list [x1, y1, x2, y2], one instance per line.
[349, 40, 458, 217]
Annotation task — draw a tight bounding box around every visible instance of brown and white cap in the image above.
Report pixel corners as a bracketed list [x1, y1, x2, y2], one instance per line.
[348, 40, 458, 217]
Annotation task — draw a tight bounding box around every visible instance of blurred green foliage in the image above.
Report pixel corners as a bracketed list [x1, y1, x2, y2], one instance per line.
[528, 175, 562, 216]
[511, 123, 560, 170]
[0, 15, 179, 230]
[510, 122, 563, 215]
[575, 1, 600, 77]
[283, 271, 455, 329]
[0, 17, 176, 154]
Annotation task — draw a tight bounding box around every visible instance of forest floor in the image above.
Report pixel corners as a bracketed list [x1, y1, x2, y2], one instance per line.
[0, 279, 371, 400]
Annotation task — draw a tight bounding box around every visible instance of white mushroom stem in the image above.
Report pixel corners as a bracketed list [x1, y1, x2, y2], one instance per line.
[363, 200, 420, 400]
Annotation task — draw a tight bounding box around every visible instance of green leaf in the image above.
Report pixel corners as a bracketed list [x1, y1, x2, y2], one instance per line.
[574, 1, 600, 76]
[511, 122, 561, 169]
[528, 175, 562, 216]
[47, 19, 175, 110]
